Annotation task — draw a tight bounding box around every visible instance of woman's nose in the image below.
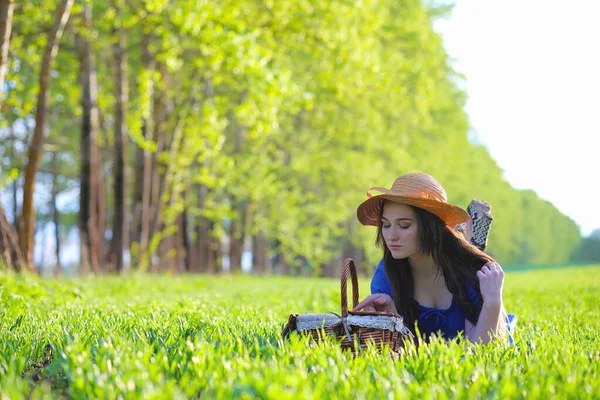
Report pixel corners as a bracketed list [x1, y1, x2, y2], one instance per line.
[386, 227, 399, 241]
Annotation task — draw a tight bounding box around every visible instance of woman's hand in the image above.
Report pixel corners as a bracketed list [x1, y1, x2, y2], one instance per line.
[477, 261, 504, 306]
[352, 293, 397, 314]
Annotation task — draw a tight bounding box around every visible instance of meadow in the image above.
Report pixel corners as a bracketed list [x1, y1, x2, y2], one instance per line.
[1, 265, 599, 399]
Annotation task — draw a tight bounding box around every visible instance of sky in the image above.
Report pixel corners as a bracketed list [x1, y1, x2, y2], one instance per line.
[433, 0, 600, 236]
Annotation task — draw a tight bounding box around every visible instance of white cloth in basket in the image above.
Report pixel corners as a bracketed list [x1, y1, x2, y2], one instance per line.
[295, 313, 411, 335]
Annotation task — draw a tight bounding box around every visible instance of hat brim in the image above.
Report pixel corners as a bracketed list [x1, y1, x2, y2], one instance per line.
[356, 194, 471, 227]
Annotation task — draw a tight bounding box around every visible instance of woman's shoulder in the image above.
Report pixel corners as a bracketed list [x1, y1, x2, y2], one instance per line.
[370, 259, 392, 296]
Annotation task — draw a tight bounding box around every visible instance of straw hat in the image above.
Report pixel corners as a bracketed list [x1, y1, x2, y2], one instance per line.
[356, 172, 471, 227]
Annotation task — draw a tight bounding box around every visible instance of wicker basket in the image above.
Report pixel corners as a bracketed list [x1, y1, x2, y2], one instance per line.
[282, 258, 413, 354]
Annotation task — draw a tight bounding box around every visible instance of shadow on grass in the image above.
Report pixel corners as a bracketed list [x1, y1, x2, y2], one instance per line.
[21, 344, 70, 398]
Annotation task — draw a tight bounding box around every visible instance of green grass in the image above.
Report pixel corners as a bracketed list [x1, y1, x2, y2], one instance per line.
[1, 265, 599, 399]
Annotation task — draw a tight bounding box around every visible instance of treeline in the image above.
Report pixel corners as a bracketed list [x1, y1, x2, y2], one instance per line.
[0, 0, 583, 276]
[570, 230, 600, 264]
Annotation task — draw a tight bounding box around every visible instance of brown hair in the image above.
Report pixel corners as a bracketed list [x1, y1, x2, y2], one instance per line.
[376, 200, 495, 335]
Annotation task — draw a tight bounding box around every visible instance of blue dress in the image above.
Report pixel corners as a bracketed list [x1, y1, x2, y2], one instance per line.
[370, 259, 517, 341]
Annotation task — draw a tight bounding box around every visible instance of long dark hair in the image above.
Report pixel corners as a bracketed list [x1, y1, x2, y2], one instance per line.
[376, 201, 494, 334]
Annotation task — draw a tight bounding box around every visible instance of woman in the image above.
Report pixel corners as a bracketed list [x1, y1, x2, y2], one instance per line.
[352, 172, 508, 344]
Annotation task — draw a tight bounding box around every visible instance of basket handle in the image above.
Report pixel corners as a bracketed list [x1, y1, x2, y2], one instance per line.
[341, 258, 359, 318]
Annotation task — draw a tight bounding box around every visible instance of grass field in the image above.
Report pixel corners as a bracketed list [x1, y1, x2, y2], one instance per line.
[1, 265, 599, 399]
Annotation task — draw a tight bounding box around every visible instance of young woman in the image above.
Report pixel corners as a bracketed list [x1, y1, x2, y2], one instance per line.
[352, 172, 508, 344]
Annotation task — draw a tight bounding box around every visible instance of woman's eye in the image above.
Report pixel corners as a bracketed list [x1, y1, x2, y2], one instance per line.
[400, 225, 411, 229]
[382, 224, 391, 229]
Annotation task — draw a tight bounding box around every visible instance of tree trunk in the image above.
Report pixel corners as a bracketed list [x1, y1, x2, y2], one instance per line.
[10, 127, 21, 248]
[148, 64, 171, 241]
[181, 183, 192, 272]
[340, 239, 360, 275]
[145, 77, 205, 272]
[341, 222, 365, 276]
[228, 201, 250, 273]
[228, 219, 242, 273]
[132, 34, 155, 270]
[324, 255, 343, 278]
[212, 229, 223, 274]
[145, 110, 164, 260]
[108, 1, 128, 273]
[2, 132, 25, 272]
[252, 227, 271, 275]
[279, 251, 289, 275]
[0, 205, 23, 271]
[165, 231, 175, 273]
[320, 262, 334, 278]
[272, 240, 289, 275]
[51, 152, 61, 276]
[39, 222, 47, 272]
[188, 213, 198, 273]
[0, 0, 15, 107]
[19, 0, 74, 272]
[230, 90, 249, 272]
[200, 217, 219, 274]
[11, 171, 17, 230]
[176, 213, 185, 273]
[96, 144, 105, 269]
[195, 184, 211, 273]
[147, 78, 204, 269]
[131, 148, 143, 246]
[130, 39, 154, 250]
[144, 65, 177, 268]
[76, 5, 102, 275]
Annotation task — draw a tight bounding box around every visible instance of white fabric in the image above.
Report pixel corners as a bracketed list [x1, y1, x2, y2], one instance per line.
[295, 313, 411, 335]
[296, 314, 340, 331]
[347, 315, 411, 335]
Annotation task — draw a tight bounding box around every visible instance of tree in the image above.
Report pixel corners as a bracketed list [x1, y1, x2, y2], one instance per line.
[571, 234, 600, 264]
[107, 0, 128, 272]
[0, 0, 15, 105]
[18, 0, 74, 271]
[4, 0, 584, 275]
[75, 4, 104, 274]
[0, 0, 24, 272]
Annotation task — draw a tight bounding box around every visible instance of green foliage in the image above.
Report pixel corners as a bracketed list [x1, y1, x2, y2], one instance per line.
[0, 168, 18, 189]
[1, 266, 599, 398]
[1, 0, 583, 272]
[571, 236, 600, 264]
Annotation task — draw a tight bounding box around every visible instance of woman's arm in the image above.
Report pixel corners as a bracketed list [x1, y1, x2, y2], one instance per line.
[465, 303, 507, 344]
[465, 261, 507, 344]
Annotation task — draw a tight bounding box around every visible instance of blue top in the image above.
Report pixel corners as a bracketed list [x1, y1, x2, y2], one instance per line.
[370, 259, 482, 339]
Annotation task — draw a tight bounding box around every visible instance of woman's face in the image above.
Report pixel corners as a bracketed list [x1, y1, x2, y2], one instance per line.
[381, 202, 420, 259]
